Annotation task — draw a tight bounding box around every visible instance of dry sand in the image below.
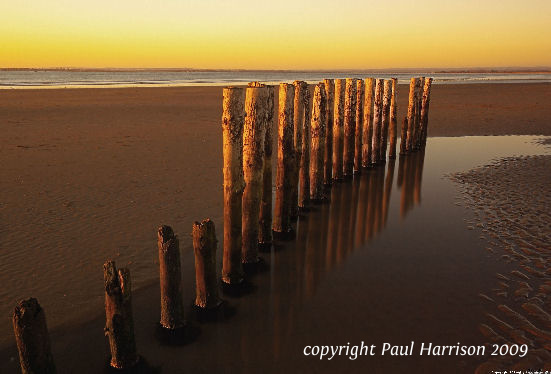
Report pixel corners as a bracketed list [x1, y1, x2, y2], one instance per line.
[1, 83, 551, 373]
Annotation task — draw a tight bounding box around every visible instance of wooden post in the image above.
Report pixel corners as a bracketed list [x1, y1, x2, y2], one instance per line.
[310, 83, 327, 202]
[405, 78, 418, 153]
[242, 85, 268, 264]
[291, 81, 306, 218]
[332, 79, 345, 181]
[413, 77, 424, 150]
[388, 78, 398, 159]
[104, 260, 138, 370]
[299, 84, 311, 209]
[371, 79, 383, 165]
[258, 84, 275, 251]
[380, 79, 392, 163]
[158, 225, 185, 329]
[399, 116, 408, 155]
[323, 79, 334, 186]
[193, 219, 222, 309]
[273, 83, 295, 237]
[221, 87, 245, 284]
[13, 298, 56, 374]
[354, 79, 364, 173]
[343, 78, 357, 178]
[420, 77, 433, 147]
[362, 78, 374, 168]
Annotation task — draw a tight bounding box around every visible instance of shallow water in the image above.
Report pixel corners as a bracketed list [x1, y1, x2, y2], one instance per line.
[1, 136, 550, 373]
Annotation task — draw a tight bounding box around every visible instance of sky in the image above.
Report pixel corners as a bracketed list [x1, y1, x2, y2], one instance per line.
[2, 0, 550, 69]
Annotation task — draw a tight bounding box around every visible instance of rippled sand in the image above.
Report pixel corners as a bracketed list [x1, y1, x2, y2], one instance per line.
[449, 146, 551, 371]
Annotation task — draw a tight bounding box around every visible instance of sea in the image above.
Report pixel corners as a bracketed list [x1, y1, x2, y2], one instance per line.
[1, 70, 550, 88]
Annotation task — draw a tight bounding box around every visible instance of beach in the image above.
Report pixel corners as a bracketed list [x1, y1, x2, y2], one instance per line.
[1, 82, 551, 373]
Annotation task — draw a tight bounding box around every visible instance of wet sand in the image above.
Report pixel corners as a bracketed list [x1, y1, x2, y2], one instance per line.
[1, 84, 551, 373]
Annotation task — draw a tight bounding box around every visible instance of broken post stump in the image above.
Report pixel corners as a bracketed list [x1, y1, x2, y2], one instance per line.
[371, 79, 384, 165]
[13, 298, 56, 374]
[354, 78, 364, 173]
[323, 79, 334, 186]
[242, 85, 268, 264]
[388, 78, 398, 159]
[405, 77, 418, 153]
[221, 87, 245, 285]
[380, 79, 392, 163]
[362, 78, 374, 168]
[343, 78, 357, 178]
[193, 219, 223, 309]
[273, 83, 295, 239]
[104, 260, 138, 370]
[332, 79, 345, 181]
[158, 225, 185, 330]
[310, 83, 327, 202]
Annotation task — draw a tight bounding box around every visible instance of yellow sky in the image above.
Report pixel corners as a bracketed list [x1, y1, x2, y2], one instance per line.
[2, 0, 550, 69]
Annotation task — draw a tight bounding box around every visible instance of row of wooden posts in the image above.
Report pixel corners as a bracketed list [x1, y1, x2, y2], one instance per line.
[11, 77, 433, 374]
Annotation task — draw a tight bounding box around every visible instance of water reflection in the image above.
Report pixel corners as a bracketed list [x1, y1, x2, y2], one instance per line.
[398, 149, 426, 218]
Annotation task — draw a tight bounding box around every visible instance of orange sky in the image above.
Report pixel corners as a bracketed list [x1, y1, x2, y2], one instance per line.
[2, 0, 550, 69]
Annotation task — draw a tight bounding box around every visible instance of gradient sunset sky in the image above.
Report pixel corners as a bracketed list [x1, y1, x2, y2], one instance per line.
[2, 0, 550, 69]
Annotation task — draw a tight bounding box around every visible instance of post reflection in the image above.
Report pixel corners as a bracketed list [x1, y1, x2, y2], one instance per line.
[257, 150, 426, 366]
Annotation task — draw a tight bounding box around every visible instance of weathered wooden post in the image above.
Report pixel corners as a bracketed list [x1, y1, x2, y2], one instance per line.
[388, 78, 398, 159]
[405, 78, 418, 153]
[258, 84, 275, 251]
[291, 81, 306, 218]
[380, 79, 392, 163]
[158, 225, 185, 330]
[273, 83, 295, 238]
[193, 219, 223, 309]
[399, 116, 408, 155]
[332, 79, 345, 181]
[310, 83, 327, 202]
[343, 78, 357, 178]
[104, 260, 138, 370]
[420, 77, 433, 147]
[221, 87, 245, 285]
[354, 79, 364, 173]
[13, 298, 56, 374]
[242, 85, 268, 264]
[323, 79, 334, 186]
[362, 78, 374, 168]
[371, 79, 383, 165]
[413, 77, 424, 150]
[299, 85, 311, 210]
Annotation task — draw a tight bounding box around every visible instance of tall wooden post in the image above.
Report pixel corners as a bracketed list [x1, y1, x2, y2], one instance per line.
[291, 81, 306, 218]
[104, 260, 138, 370]
[332, 79, 345, 181]
[13, 298, 56, 374]
[323, 79, 334, 186]
[193, 219, 222, 309]
[354, 79, 364, 173]
[158, 225, 185, 329]
[310, 83, 327, 202]
[380, 79, 392, 163]
[299, 85, 311, 209]
[420, 77, 433, 147]
[258, 84, 275, 250]
[221, 87, 245, 284]
[343, 78, 357, 178]
[371, 79, 383, 165]
[362, 78, 374, 168]
[388, 78, 398, 159]
[405, 78, 418, 153]
[242, 85, 268, 264]
[413, 77, 424, 150]
[273, 83, 295, 238]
